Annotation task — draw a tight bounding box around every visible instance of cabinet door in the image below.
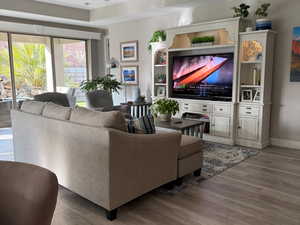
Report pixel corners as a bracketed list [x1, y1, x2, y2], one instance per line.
[212, 116, 231, 137]
[237, 117, 259, 140]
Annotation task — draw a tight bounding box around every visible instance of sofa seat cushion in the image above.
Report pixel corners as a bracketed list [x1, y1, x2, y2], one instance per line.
[21, 101, 47, 115]
[42, 102, 71, 120]
[70, 106, 127, 131]
[179, 135, 203, 159]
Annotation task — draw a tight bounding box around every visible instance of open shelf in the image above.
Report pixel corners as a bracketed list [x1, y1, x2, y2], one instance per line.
[154, 83, 167, 86]
[240, 85, 261, 88]
[241, 61, 262, 64]
[154, 64, 166, 67]
[168, 44, 235, 53]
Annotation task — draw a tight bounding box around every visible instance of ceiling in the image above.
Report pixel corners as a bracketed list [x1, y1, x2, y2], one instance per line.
[0, 0, 209, 28]
[35, 0, 128, 10]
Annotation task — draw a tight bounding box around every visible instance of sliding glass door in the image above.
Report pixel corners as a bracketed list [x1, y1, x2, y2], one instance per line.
[53, 38, 88, 106]
[0, 31, 90, 127]
[11, 34, 53, 100]
[0, 33, 12, 128]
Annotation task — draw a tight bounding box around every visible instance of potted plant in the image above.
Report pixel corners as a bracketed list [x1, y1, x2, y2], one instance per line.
[255, 3, 272, 30]
[80, 74, 121, 94]
[232, 3, 250, 18]
[191, 36, 215, 47]
[80, 75, 121, 108]
[148, 30, 166, 51]
[150, 98, 179, 122]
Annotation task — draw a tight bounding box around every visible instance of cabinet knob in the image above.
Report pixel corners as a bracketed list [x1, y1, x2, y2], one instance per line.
[238, 126, 242, 129]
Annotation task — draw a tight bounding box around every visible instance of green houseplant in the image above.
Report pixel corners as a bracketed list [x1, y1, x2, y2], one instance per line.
[148, 30, 167, 51]
[151, 98, 179, 122]
[80, 74, 121, 94]
[232, 3, 250, 18]
[255, 3, 272, 30]
[191, 36, 215, 47]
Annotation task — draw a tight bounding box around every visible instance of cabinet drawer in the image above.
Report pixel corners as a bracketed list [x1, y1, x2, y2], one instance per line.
[214, 104, 231, 115]
[239, 106, 259, 117]
[182, 103, 211, 113]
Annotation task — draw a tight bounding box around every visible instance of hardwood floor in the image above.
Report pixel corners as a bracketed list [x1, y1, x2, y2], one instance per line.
[52, 146, 300, 225]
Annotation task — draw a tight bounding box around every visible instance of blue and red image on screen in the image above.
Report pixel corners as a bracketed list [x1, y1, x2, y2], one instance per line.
[171, 53, 234, 100]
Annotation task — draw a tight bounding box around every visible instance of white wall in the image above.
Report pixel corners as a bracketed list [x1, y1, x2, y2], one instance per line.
[108, 0, 300, 143]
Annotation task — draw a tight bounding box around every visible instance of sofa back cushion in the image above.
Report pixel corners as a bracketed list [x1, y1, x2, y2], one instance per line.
[70, 106, 127, 131]
[21, 101, 47, 115]
[42, 102, 71, 120]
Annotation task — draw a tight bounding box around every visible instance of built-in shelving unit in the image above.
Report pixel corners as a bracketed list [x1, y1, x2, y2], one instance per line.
[151, 42, 168, 99]
[151, 18, 276, 149]
[236, 30, 276, 148]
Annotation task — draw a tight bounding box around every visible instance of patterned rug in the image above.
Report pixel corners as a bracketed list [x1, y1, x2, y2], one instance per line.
[158, 142, 259, 193]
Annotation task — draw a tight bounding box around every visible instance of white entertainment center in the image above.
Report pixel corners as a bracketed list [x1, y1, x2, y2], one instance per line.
[151, 18, 276, 149]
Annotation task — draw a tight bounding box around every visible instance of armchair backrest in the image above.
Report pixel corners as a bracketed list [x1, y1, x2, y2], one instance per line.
[0, 161, 58, 225]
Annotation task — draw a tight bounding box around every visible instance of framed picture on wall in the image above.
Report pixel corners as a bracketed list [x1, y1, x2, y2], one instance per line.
[121, 65, 139, 85]
[120, 41, 139, 62]
[290, 27, 300, 82]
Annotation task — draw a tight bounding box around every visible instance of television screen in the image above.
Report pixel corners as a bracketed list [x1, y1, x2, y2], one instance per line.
[171, 53, 234, 101]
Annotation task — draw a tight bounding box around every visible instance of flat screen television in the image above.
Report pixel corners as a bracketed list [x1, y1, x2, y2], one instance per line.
[170, 52, 234, 101]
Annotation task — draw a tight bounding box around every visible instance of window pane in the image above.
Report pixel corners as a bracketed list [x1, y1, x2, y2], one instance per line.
[0, 33, 12, 128]
[53, 38, 87, 106]
[11, 34, 53, 100]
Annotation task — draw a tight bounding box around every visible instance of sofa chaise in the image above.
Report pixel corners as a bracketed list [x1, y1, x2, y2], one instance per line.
[11, 101, 203, 220]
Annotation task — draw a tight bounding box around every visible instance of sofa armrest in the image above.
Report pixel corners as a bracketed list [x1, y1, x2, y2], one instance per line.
[107, 129, 181, 210]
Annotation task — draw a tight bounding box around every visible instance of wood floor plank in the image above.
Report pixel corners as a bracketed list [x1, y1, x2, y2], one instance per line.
[52, 146, 300, 225]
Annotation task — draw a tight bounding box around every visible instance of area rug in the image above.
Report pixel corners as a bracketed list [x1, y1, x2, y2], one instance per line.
[158, 142, 259, 193]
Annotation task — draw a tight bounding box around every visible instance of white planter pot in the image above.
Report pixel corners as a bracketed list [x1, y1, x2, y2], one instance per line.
[191, 42, 213, 48]
[158, 113, 171, 122]
[256, 18, 272, 30]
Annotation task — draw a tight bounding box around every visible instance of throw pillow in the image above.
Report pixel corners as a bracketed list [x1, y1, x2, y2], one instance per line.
[21, 101, 47, 115]
[42, 102, 72, 120]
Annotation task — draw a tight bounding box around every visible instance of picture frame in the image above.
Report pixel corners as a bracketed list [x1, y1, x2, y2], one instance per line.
[241, 89, 253, 102]
[156, 86, 166, 97]
[120, 40, 139, 62]
[253, 90, 261, 102]
[121, 65, 139, 85]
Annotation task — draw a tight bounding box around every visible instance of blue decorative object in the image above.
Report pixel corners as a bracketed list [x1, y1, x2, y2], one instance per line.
[256, 18, 272, 30]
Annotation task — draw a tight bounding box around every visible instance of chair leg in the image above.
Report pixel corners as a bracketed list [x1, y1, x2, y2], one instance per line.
[193, 168, 202, 177]
[106, 209, 118, 221]
[175, 178, 183, 186]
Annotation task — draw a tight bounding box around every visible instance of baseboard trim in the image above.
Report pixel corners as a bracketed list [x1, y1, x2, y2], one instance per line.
[271, 138, 300, 150]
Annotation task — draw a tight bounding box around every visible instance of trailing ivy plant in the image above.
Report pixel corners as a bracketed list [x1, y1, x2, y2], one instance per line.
[80, 74, 121, 94]
[255, 3, 271, 18]
[148, 30, 167, 51]
[232, 3, 250, 18]
[150, 98, 179, 117]
[191, 36, 215, 44]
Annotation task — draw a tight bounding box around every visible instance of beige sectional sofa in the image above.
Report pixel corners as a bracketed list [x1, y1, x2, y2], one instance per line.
[11, 101, 203, 220]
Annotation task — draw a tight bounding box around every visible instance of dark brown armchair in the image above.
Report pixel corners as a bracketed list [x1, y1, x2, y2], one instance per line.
[0, 161, 58, 225]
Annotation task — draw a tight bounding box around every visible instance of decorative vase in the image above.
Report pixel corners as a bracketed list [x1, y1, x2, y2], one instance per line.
[192, 42, 213, 48]
[159, 113, 171, 122]
[256, 18, 272, 30]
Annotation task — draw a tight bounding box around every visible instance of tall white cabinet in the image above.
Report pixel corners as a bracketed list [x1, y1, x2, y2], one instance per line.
[236, 30, 276, 148]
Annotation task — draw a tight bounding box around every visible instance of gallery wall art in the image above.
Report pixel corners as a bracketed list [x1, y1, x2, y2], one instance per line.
[291, 27, 300, 82]
[121, 65, 139, 85]
[120, 40, 139, 62]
